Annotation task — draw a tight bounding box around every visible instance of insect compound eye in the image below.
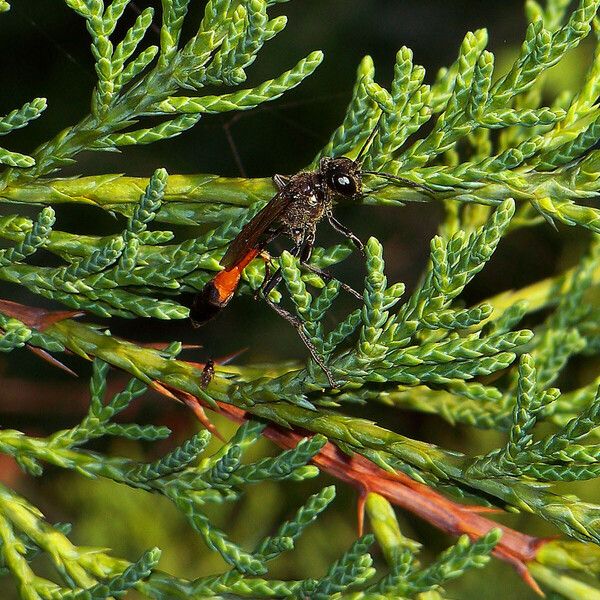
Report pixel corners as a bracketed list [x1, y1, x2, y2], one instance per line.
[328, 171, 358, 196]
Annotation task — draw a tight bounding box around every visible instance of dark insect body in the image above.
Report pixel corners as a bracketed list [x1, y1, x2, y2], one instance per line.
[200, 358, 215, 389]
[190, 156, 364, 324]
[190, 142, 433, 387]
[190, 156, 367, 386]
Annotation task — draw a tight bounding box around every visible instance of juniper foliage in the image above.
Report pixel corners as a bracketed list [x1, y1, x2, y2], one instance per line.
[2, 0, 600, 598]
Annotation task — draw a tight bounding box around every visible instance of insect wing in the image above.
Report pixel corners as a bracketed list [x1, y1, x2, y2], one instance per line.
[220, 190, 292, 268]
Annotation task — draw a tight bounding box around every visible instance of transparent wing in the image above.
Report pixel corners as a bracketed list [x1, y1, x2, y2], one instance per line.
[220, 190, 292, 268]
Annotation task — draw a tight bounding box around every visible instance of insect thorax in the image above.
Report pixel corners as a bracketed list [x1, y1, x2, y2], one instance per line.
[279, 172, 330, 234]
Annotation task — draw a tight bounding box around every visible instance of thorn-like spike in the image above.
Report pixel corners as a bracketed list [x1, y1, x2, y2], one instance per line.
[27, 346, 78, 377]
[514, 558, 544, 597]
[357, 488, 368, 537]
[150, 380, 182, 402]
[187, 400, 225, 442]
[0, 299, 83, 330]
[151, 380, 226, 442]
[465, 505, 504, 514]
[215, 348, 248, 365]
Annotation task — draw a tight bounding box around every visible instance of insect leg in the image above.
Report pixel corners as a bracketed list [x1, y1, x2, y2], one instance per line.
[300, 229, 362, 300]
[261, 231, 361, 300]
[326, 212, 365, 254]
[258, 230, 305, 299]
[258, 233, 338, 386]
[254, 255, 272, 300]
[301, 263, 363, 300]
[260, 267, 283, 298]
[264, 295, 337, 388]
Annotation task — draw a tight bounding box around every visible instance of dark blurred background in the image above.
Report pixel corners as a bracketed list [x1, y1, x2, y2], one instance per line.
[0, 2, 593, 598]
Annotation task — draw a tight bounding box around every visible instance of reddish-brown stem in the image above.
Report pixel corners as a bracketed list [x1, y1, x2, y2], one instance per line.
[216, 402, 546, 595]
[0, 301, 548, 594]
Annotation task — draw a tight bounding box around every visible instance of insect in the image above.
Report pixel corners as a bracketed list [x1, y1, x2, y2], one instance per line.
[190, 126, 434, 387]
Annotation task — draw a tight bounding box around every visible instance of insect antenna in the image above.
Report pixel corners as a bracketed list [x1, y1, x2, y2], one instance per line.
[362, 170, 436, 199]
[355, 113, 383, 164]
[353, 113, 436, 198]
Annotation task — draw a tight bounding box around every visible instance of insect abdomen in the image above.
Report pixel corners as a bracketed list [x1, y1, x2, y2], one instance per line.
[190, 248, 260, 326]
[190, 281, 226, 326]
